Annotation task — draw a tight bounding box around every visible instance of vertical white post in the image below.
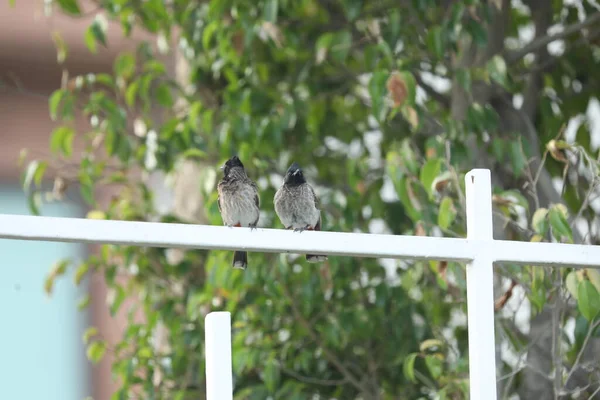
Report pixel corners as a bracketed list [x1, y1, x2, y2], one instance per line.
[205, 311, 233, 400]
[465, 169, 497, 400]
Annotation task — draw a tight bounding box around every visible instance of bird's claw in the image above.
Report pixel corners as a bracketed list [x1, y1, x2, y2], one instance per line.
[293, 225, 311, 233]
[249, 223, 258, 231]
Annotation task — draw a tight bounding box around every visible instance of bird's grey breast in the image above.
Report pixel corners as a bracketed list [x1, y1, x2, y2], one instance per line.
[274, 184, 320, 228]
[218, 179, 259, 226]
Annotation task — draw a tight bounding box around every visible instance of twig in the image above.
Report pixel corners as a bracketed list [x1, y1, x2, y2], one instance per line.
[445, 140, 467, 213]
[279, 364, 347, 386]
[415, 72, 450, 107]
[505, 13, 600, 64]
[564, 319, 600, 387]
[588, 382, 600, 399]
[495, 279, 518, 311]
[277, 274, 371, 394]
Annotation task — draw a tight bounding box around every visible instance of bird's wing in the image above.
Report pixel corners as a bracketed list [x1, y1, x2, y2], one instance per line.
[251, 181, 260, 208]
[217, 181, 223, 213]
[309, 184, 320, 210]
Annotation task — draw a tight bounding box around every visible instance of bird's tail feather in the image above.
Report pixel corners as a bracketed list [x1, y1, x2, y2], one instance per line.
[306, 254, 327, 263]
[233, 251, 248, 269]
[305, 216, 327, 262]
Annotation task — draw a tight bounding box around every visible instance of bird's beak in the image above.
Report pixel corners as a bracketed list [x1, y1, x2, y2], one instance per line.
[293, 170, 300, 175]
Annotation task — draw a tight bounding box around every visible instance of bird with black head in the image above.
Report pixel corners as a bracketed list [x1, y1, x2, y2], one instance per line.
[217, 156, 260, 269]
[274, 162, 327, 263]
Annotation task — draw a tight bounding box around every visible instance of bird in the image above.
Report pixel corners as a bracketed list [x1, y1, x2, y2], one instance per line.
[274, 162, 327, 263]
[217, 156, 260, 269]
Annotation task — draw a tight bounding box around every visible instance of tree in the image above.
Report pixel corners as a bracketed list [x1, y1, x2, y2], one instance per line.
[16, 0, 600, 398]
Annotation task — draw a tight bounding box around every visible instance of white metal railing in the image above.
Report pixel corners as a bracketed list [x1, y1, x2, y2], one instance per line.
[1, 169, 599, 400]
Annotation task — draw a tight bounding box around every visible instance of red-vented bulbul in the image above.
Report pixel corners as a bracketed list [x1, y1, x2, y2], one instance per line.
[274, 162, 327, 263]
[217, 156, 260, 269]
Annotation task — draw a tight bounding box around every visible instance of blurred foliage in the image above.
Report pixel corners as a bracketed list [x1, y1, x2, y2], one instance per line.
[15, 0, 600, 398]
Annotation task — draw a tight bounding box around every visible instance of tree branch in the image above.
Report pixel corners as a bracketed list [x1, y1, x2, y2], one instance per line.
[505, 12, 600, 64]
[564, 319, 600, 388]
[277, 276, 372, 395]
[279, 364, 347, 386]
[415, 72, 449, 107]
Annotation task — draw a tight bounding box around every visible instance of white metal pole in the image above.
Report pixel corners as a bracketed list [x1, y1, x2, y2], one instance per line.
[465, 169, 497, 400]
[205, 311, 233, 400]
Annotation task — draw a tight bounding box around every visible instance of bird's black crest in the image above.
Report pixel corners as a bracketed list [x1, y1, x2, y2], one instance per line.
[284, 162, 306, 185]
[223, 156, 245, 177]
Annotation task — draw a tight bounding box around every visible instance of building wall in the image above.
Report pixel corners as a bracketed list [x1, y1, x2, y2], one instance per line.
[0, 187, 88, 400]
[0, 2, 162, 399]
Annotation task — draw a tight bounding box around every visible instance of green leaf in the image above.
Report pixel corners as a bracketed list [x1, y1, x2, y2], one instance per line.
[202, 20, 219, 50]
[438, 197, 457, 230]
[109, 286, 126, 316]
[83, 327, 98, 344]
[466, 17, 487, 47]
[125, 80, 139, 107]
[44, 259, 70, 296]
[531, 208, 549, 236]
[27, 191, 42, 216]
[548, 204, 573, 242]
[155, 83, 173, 107]
[426, 26, 444, 58]
[57, 0, 81, 15]
[52, 32, 68, 63]
[419, 158, 442, 199]
[263, 0, 278, 22]
[509, 138, 527, 178]
[330, 30, 352, 64]
[587, 269, 600, 293]
[466, 103, 486, 133]
[425, 355, 443, 379]
[578, 280, 600, 321]
[263, 356, 280, 392]
[369, 70, 389, 122]
[530, 267, 547, 314]
[315, 32, 334, 65]
[342, 0, 363, 21]
[114, 53, 136, 79]
[403, 353, 418, 383]
[86, 340, 107, 364]
[33, 161, 47, 186]
[80, 181, 95, 205]
[566, 271, 580, 299]
[84, 19, 107, 54]
[487, 55, 508, 88]
[50, 126, 75, 157]
[182, 148, 206, 159]
[455, 68, 471, 92]
[104, 129, 121, 156]
[78, 294, 91, 310]
[49, 90, 66, 121]
[74, 262, 90, 285]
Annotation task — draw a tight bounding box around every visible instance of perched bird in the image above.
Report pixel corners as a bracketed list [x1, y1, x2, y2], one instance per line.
[217, 156, 260, 269]
[274, 162, 327, 263]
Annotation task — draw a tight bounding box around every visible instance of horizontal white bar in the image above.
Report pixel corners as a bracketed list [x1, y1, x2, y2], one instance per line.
[0, 214, 598, 267]
[0, 214, 472, 261]
[491, 240, 600, 268]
